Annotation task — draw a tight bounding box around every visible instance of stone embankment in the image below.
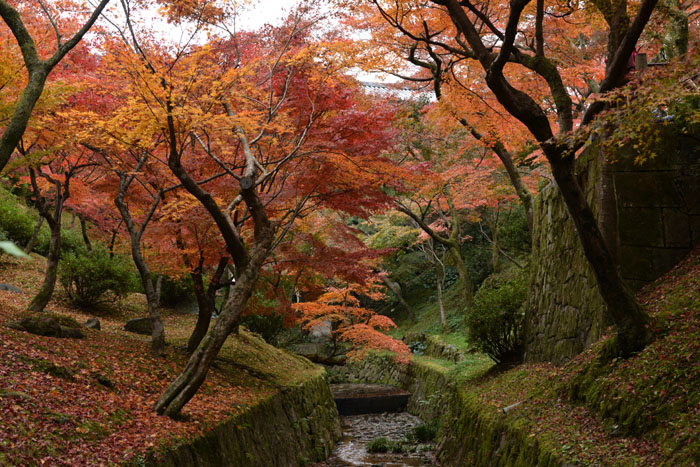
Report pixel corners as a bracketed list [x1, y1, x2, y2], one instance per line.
[328, 347, 569, 466]
[141, 366, 341, 467]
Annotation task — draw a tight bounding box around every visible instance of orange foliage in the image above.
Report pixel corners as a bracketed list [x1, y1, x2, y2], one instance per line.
[294, 283, 411, 364]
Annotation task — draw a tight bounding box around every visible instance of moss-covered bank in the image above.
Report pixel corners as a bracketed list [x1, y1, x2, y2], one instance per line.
[140, 366, 341, 467]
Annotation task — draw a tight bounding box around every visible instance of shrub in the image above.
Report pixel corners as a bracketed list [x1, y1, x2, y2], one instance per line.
[366, 437, 404, 453]
[59, 248, 136, 308]
[0, 194, 37, 246]
[34, 226, 84, 257]
[412, 421, 439, 442]
[466, 273, 527, 364]
[240, 312, 285, 344]
[159, 275, 195, 307]
[366, 437, 389, 453]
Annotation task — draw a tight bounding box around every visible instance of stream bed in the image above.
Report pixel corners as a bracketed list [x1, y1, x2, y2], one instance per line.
[316, 412, 437, 466]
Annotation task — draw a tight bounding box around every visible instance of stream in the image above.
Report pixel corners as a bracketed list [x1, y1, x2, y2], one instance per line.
[316, 412, 437, 466]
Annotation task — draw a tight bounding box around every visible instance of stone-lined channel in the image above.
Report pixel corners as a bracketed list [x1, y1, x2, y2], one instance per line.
[316, 411, 436, 466]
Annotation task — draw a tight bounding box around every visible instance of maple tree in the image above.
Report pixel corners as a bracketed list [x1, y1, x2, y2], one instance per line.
[20, 146, 95, 312]
[294, 282, 411, 364]
[54, 1, 405, 416]
[386, 100, 537, 308]
[0, 0, 110, 172]
[356, 0, 672, 355]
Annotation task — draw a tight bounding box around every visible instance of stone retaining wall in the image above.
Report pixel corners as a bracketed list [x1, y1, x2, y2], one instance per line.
[437, 389, 565, 466]
[526, 129, 700, 363]
[141, 369, 341, 467]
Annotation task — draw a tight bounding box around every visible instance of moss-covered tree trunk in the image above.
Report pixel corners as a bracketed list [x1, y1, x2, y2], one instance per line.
[27, 168, 66, 313]
[449, 244, 474, 306]
[435, 264, 448, 333]
[380, 272, 416, 322]
[155, 246, 269, 417]
[28, 220, 61, 312]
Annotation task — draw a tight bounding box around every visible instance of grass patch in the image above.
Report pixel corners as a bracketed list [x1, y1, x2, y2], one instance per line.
[366, 437, 405, 453]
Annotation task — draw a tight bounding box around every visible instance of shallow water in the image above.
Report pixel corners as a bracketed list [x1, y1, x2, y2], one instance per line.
[316, 412, 437, 467]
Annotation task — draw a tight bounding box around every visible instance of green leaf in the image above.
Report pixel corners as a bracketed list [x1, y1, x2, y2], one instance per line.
[0, 241, 30, 258]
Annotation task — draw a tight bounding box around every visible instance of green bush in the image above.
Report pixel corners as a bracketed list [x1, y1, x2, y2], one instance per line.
[0, 193, 37, 246]
[366, 437, 405, 453]
[240, 312, 284, 344]
[412, 421, 439, 442]
[34, 227, 84, 257]
[466, 273, 527, 364]
[159, 275, 195, 307]
[59, 248, 136, 308]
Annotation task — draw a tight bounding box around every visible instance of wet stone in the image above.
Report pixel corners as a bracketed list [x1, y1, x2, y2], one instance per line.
[317, 412, 436, 467]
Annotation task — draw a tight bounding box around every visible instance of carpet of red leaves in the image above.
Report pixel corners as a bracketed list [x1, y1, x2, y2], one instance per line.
[0, 254, 297, 466]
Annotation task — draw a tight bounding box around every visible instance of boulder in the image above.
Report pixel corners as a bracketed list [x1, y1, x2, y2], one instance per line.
[0, 283, 23, 294]
[85, 318, 101, 330]
[18, 315, 62, 337]
[8, 315, 84, 339]
[124, 317, 152, 335]
[60, 327, 84, 339]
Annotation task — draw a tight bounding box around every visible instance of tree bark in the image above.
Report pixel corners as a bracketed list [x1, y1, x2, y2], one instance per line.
[24, 215, 44, 253]
[187, 259, 228, 353]
[28, 219, 61, 312]
[449, 244, 473, 305]
[435, 264, 448, 333]
[154, 244, 270, 417]
[79, 215, 92, 251]
[27, 169, 65, 313]
[380, 273, 416, 322]
[114, 185, 165, 357]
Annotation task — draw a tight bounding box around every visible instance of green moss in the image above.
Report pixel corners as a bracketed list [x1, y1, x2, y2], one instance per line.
[22, 356, 74, 381]
[44, 313, 82, 329]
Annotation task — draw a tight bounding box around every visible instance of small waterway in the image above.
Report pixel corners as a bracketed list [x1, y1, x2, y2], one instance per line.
[316, 412, 436, 466]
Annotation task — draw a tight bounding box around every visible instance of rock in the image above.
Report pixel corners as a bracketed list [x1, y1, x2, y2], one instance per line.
[18, 315, 62, 337]
[85, 318, 101, 330]
[60, 327, 84, 339]
[0, 283, 23, 294]
[124, 317, 152, 335]
[7, 315, 84, 339]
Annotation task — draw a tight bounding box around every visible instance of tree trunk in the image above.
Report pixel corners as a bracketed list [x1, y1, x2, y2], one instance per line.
[155, 252, 266, 417]
[548, 153, 651, 355]
[28, 220, 60, 312]
[187, 259, 228, 353]
[24, 216, 44, 253]
[187, 271, 213, 354]
[114, 194, 166, 356]
[0, 70, 48, 172]
[449, 244, 474, 306]
[435, 265, 448, 333]
[487, 213, 500, 272]
[129, 238, 165, 356]
[380, 273, 416, 322]
[109, 228, 118, 258]
[79, 215, 92, 251]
